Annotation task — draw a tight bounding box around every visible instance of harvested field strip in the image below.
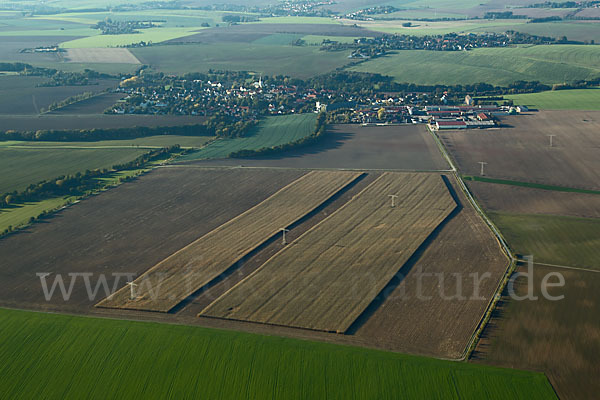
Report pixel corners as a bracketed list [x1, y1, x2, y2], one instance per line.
[97, 170, 362, 312]
[201, 173, 457, 333]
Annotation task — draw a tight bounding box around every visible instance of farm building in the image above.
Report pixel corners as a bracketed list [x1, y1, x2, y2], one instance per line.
[436, 120, 467, 129]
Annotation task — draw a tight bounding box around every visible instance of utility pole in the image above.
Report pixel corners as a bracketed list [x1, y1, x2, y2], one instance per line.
[126, 281, 138, 300]
[388, 194, 399, 208]
[478, 161, 488, 176]
[280, 228, 290, 245]
[548, 134, 556, 147]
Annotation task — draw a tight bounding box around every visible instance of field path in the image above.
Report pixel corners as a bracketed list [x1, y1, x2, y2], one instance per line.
[97, 170, 362, 312]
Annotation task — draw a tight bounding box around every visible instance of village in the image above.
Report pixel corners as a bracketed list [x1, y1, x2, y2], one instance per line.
[109, 73, 525, 130]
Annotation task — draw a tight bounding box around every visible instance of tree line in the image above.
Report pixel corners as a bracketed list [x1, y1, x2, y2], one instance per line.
[229, 112, 327, 158]
[1, 146, 184, 235]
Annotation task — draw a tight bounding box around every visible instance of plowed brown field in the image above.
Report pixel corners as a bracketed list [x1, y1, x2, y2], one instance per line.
[439, 111, 600, 190]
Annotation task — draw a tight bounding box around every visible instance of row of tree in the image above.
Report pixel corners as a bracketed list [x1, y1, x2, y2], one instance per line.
[0, 124, 209, 142]
[1, 146, 183, 211]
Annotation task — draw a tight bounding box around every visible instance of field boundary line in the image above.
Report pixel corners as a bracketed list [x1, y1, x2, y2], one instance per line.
[426, 125, 517, 362]
[523, 261, 600, 274]
[5, 145, 178, 150]
[159, 164, 455, 173]
[462, 175, 600, 196]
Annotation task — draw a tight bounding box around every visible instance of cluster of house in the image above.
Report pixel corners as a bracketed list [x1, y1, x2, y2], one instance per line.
[110, 77, 331, 118]
[332, 95, 526, 128]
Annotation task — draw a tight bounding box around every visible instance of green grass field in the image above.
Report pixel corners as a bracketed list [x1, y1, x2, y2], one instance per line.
[505, 88, 600, 110]
[0, 168, 146, 233]
[0, 147, 147, 194]
[131, 43, 353, 78]
[179, 113, 317, 161]
[490, 212, 600, 270]
[0, 196, 75, 232]
[349, 45, 600, 85]
[0, 308, 557, 399]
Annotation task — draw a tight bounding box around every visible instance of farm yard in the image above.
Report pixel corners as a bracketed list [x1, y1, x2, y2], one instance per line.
[473, 264, 600, 400]
[201, 173, 456, 333]
[179, 113, 317, 161]
[189, 124, 449, 171]
[98, 170, 362, 312]
[439, 110, 600, 190]
[0, 308, 558, 400]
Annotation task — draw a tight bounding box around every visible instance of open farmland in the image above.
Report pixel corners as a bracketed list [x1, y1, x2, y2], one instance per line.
[48, 92, 125, 115]
[131, 43, 353, 78]
[0, 135, 214, 149]
[348, 45, 600, 86]
[59, 27, 202, 48]
[0, 168, 307, 311]
[439, 110, 600, 190]
[489, 212, 600, 270]
[0, 114, 205, 131]
[350, 174, 509, 358]
[476, 21, 600, 45]
[0, 147, 147, 194]
[169, 23, 378, 44]
[505, 88, 600, 111]
[179, 113, 316, 161]
[201, 173, 456, 333]
[467, 180, 600, 219]
[64, 48, 140, 64]
[473, 264, 600, 400]
[0, 309, 557, 400]
[0, 75, 118, 115]
[98, 170, 362, 312]
[188, 124, 449, 170]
